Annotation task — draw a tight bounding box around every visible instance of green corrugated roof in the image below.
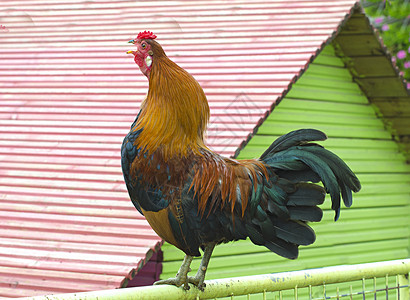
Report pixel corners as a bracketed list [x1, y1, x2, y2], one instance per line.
[161, 40, 410, 280]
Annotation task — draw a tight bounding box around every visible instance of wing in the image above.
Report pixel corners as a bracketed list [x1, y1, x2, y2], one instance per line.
[121, 113, 170, 214]
[121, 117, 201, 256]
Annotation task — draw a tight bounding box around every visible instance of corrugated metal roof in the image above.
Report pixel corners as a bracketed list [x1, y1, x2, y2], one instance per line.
[0, 0, 357, 297]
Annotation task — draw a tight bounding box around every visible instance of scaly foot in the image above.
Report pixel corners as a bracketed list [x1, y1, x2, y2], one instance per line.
[154, 276, 190, 290]
[154, 243, 216, 291]
[154, 254, 193, 290]
[187, 266, 207, 291]
[187, 243, 216, 291]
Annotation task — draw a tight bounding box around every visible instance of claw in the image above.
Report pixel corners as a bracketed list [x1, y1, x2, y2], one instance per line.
[154, 254, 193, 289]
[187, 275, 206, 291]
[153, 243, 215, 291]
[154, 277, 189, 289]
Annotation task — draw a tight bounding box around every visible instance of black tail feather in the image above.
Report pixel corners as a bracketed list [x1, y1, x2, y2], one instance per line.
[287, 183, 325, 206]
[288, 206, 323, 222]
[244, 129, 360, 260]
[277, 169, 321, 183]
[261, 129, 361, 221]
[260, 129, 327, 159]
[274, 220, 316, 246]
[265, 239, 299, 260]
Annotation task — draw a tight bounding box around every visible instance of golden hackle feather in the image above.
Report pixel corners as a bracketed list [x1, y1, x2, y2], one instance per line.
[132, 40, 210, 160]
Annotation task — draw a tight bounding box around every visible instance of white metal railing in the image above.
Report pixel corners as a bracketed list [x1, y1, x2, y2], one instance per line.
[19, 259, 410, 300]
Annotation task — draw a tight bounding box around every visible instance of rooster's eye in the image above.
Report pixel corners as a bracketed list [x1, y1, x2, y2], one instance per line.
[141, 42, 147, 49]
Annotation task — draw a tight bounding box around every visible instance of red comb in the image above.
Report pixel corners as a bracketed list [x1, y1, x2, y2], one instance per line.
[137, 31, 157, 40]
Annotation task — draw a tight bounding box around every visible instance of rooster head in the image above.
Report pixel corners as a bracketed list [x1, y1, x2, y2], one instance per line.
[127, 31, 161, 78]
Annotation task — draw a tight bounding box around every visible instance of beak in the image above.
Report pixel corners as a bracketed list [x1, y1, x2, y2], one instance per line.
[127, 40, 136, 55]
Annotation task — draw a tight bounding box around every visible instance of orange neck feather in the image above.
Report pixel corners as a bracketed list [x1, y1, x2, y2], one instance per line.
[133, 54, 210, 159]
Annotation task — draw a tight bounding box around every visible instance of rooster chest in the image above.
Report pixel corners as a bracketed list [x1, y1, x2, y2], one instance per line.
[141, 207, 182, 248]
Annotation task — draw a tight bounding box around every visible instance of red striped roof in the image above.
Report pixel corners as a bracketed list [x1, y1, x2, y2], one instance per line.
[0, 0, 357, 297]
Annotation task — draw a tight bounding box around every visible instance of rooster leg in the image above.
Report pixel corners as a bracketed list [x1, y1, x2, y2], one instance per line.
[154, 254, 193, 290]
[187, 242, 216, 291]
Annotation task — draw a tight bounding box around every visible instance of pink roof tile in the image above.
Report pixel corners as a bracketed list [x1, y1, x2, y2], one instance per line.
[0, 0, 357, 297]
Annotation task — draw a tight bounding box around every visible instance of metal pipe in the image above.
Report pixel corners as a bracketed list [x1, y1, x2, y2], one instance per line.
[19, 259, 410, 300]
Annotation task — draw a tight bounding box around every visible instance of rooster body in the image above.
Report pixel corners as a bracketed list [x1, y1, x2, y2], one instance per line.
[122, 31, 361, 290]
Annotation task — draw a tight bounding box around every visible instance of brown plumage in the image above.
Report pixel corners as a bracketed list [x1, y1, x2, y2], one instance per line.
[190, 154, 269, 218]
[121, 31, 361, 290]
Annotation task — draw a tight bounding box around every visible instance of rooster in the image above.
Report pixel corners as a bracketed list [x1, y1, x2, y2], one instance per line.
[122, 31, 361, 290]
